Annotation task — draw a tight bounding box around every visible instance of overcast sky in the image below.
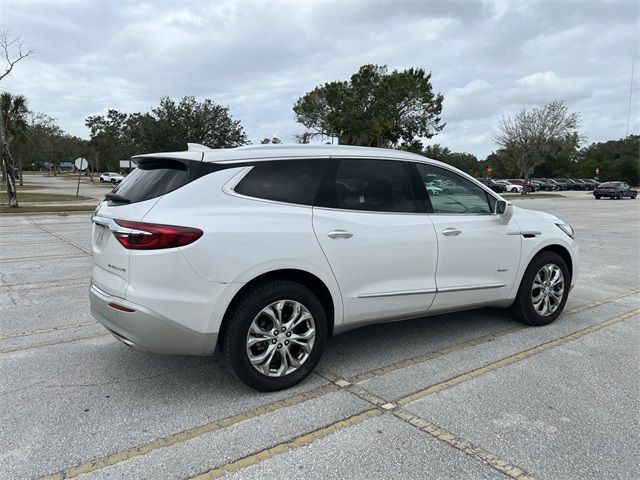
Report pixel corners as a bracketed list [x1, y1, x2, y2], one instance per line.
[1, 0, 638, 158]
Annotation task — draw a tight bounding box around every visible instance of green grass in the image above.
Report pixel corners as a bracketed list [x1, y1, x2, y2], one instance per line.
[0, 184, 45, 191]
[0, 192, 93, 203]
[0, 205, 97, 214]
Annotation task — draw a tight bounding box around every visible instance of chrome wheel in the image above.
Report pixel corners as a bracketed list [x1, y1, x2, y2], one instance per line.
[531, 263, 565, 317]
[246, 300, 316, 377]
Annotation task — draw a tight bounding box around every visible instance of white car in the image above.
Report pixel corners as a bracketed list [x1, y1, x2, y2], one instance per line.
[90, 145, 577, 391]
[496, 180, 523, 193]
[99, 172, 125, 184]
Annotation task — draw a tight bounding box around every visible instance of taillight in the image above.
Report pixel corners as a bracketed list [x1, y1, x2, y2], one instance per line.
[112, 220, 203, 250]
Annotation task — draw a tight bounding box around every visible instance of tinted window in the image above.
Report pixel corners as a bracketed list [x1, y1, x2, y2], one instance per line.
[111, 158, 217, 204]
[235, 159, 328, 206]
[317, 159, 418, 213]
[416, 163, 494, 214]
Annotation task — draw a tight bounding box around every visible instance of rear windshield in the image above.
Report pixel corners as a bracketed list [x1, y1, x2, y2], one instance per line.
[599, 182, 618, 187]
[109, 158, 218, 204]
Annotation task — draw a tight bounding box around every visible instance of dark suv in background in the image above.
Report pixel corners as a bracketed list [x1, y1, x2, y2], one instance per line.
[476, 178, 507, 193]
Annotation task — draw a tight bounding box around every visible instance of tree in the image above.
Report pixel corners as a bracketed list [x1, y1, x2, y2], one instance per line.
[85, 97, 248, 170]
[10, 112, 89, 176]
[573, 135, 639, 185]
[0, 31, 34, 207]
[1, 92, 29, 184]
[293, 64, 444, 148]
[492, 101, 582, 192]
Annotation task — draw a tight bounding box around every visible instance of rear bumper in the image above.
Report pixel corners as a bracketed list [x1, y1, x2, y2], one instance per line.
[89, 285, 217, 356]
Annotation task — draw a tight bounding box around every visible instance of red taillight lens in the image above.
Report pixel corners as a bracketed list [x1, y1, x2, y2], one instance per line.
[112, 220, 203, 250]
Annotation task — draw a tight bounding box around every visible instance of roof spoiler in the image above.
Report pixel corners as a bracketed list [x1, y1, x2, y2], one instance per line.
[187, 143, 213, 152]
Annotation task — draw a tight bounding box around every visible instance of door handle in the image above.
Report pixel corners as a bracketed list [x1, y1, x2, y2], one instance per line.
[441, 227, 461, 236]
[327, 229, 353, 239]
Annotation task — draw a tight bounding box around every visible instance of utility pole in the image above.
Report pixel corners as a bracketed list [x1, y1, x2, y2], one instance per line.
[626, 61, 635, 137]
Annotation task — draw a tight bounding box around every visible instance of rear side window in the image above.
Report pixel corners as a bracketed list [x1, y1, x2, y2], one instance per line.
[110, 158, 218, 204]
[316, 159, 419, 213]
[234, 159, 328, 206]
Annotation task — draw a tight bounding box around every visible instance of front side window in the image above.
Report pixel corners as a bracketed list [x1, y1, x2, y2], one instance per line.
[234, 158, 328, 206]
[415, 163, 494, 214]
[317, 159, 419, 213]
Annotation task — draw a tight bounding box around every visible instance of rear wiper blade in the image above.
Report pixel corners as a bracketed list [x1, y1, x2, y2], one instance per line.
[105, 193, 131, 204]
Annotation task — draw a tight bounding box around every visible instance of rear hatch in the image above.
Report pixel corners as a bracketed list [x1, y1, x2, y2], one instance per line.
[91, 155, 215, 298]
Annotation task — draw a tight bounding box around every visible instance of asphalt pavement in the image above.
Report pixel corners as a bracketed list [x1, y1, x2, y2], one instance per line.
[0, 193, 638, 479]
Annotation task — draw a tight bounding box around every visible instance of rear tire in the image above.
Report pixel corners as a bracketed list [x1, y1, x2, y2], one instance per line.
[632, 192, 637, 199]
[224, 280, 327, 391]
[512, 252, 570, 326]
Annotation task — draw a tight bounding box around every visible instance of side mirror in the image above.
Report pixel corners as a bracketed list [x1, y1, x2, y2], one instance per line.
[495, 200, 513, 225]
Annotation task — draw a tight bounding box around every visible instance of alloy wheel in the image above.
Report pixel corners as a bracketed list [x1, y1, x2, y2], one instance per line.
[246, 300, 316, 377]
[531, 263, 565, 317]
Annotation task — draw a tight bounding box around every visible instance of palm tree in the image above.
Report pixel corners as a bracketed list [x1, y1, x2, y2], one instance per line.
[1, 92, 29, 185]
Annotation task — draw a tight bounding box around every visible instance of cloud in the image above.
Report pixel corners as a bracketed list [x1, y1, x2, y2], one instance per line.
[1, 0, 638, 158]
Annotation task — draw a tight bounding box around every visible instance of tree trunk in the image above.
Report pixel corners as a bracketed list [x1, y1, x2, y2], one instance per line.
[0, 108, 19, 207]
[1, 141, 19, 207]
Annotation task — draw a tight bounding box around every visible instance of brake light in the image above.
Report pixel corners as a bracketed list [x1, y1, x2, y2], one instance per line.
[112, 220, 203, 250]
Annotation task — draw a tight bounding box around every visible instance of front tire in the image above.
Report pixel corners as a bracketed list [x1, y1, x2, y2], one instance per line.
[594, 195, 601, 200]
[512, 252, 570, 326]
[224, 280, 327, 391]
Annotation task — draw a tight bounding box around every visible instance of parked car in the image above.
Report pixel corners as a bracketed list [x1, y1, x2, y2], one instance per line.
[476, 178, 507, 193]
[552, 178, 569, 190]
[507, 179, 539, 192]
[574, 179, 593, 191]
[100, 172, 125, 184]
[532, 178, 562, 191]
[565, 179, 587, 191]
[593, 182, 637, 200]
[494, 180, 523, 193]
[427, 179, 467, 195]
[581, 179, 599, 189]
[425, 184, 443, 196]
[90, 144, 578, 391]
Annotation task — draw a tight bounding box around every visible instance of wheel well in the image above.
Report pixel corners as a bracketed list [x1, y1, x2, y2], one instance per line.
[536, 244, 573, 281]
[218, 269, 335, 352]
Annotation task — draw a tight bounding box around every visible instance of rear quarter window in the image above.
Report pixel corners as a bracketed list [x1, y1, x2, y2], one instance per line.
[234, 159, 328, 206]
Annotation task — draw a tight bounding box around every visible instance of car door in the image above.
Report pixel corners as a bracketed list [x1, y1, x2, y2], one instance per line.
[415, 163, 522, 311]
[312, 158, 438, 325]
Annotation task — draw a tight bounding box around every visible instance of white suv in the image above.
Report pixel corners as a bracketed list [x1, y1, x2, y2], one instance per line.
[99, 172, 125, 184]
[90, 145, 577, 391]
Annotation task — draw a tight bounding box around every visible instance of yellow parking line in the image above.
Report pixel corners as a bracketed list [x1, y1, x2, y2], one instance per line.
[397, 307, 640, 406]
[351, 325, 524, 383]
[318, 288, 640, 386]
[40, 384, 339, 480]
[0, 332, 109, 354]
[0, 321, 97, 341]
[35, 292, 640, 478]
[0, 277, 89, 291]
[394, 409, 534, 480]
[188, 409, 381, 480]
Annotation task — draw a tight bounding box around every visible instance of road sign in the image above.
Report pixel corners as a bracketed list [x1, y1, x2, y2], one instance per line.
[74, 157, 88, 170]
[487, 164, 493, 175]
[595, 167, 600, 176]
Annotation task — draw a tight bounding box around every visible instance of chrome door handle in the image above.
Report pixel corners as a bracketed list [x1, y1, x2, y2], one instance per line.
[327, 230, 353, 239]
[441, 228, 461, 236]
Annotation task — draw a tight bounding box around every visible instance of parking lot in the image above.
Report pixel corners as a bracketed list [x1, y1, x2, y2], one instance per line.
[1, 194, 639, 479]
